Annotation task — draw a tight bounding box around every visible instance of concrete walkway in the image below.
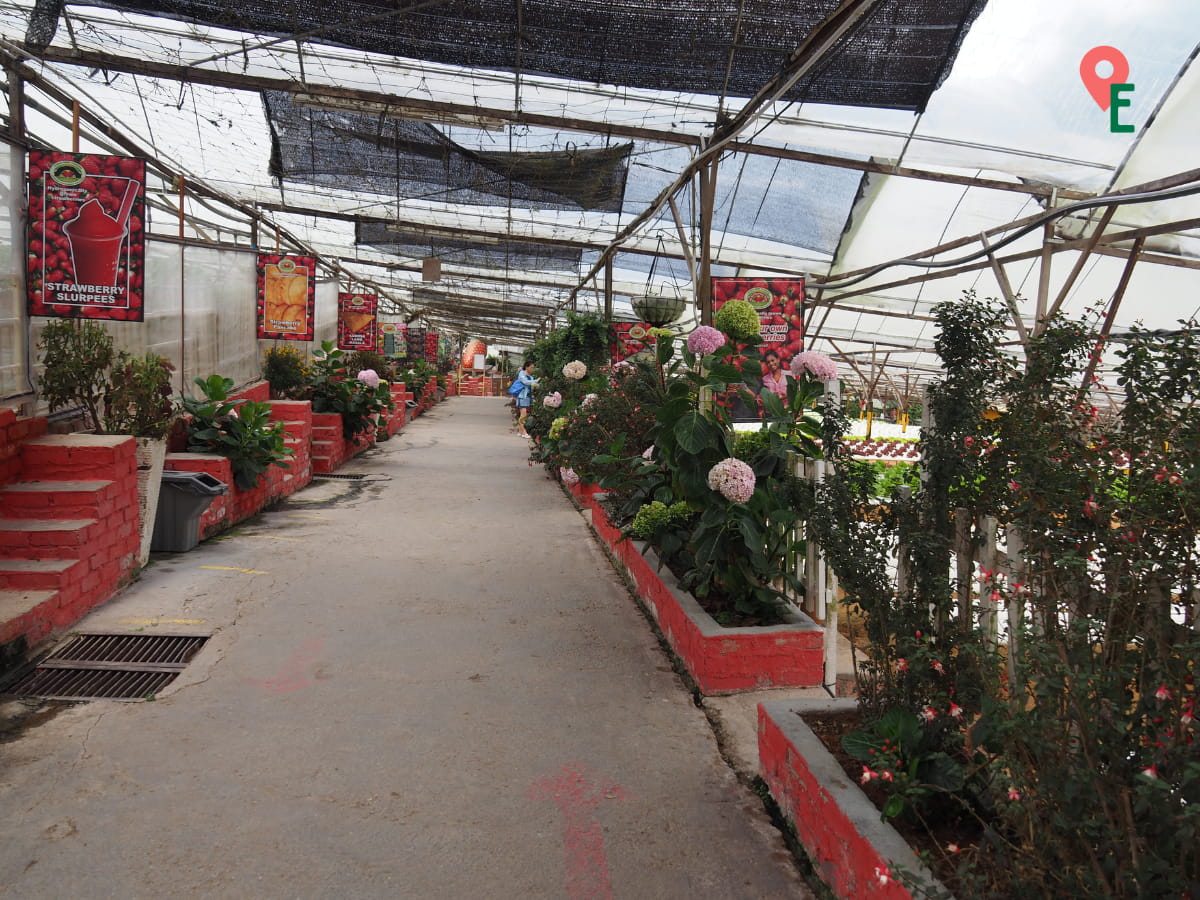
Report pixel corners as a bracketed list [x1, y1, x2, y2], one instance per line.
[0, 398, 814, 899]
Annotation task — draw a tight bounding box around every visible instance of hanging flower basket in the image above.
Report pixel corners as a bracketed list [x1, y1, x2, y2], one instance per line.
[631, 293, 686, 326]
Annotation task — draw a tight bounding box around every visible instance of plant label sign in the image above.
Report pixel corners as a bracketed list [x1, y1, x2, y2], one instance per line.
[27, 150, 146, 321]
[257, 254, 315, 341]
[337, 293, 378, 351]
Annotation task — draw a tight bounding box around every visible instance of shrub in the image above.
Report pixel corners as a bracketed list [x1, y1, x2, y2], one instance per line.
[37, 318, 116, 431]
[262, 345, 310, 400]
[103, 353, 176, 438]
[713, 299, 761, 343]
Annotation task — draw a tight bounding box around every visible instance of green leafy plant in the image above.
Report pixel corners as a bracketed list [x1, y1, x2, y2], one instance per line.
[37, 318, 116, 431]
[103, 352, 177, 439]
[712, 299, 762, 343]
[525, 312, 611, 375]
[182, 374, 293, 490]
[309, 341, 394, 439]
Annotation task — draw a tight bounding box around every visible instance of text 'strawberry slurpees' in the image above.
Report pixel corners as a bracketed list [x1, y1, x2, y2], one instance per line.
[26, 151, 146, 321]
[63, 198, 126, 287]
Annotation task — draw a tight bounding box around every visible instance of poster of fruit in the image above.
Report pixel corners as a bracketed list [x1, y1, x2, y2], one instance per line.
[711, 277, 805, 364]
[609, 322, 656, 363]
[424, 332, 439, 365]
[336, 293, 378, 351]
[27, 151, 146, 321]
[257, 254, 315, 341]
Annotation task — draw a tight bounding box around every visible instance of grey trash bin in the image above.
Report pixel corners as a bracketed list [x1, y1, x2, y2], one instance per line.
[150, 471, 228, 553]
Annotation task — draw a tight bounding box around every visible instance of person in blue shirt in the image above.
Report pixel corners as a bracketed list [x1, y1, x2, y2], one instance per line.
[515, 360, 539, 438]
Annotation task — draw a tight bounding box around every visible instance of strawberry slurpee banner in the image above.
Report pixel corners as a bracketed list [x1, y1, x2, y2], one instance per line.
[609, 322, 656, 363]
[336, 293, 378, 351]
[257, 254, 316, 341]
[27, 151, 146, 321]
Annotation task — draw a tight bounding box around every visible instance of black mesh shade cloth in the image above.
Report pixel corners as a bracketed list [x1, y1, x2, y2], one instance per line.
[264, 91, 631, 212]
[356, 222, 583, 272]
[73, 0, 987, 111]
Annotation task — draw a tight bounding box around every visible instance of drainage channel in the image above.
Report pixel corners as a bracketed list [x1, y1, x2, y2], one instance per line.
[4, 633, 210, 701]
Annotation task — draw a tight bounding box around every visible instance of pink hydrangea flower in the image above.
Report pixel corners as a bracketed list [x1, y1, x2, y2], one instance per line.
[559, 467, 580, 487]
[686, 326, 726, 355]
[706, 457, 756, 504]
[789, 351, 838, 381]
[543, 391, 563, 409]
[356, 369, 381, 388]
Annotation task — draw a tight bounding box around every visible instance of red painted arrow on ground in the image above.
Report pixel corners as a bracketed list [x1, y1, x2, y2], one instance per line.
[529, 763, 629, 900]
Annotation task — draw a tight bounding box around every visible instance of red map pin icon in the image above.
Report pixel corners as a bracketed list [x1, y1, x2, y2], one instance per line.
[1080, 46, 1130, 110]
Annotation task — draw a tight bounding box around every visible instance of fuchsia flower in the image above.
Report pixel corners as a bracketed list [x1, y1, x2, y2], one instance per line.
[356, 369, 381, 388]
[861, 766, 875, 784]
[706, 457, 756, 504]
[1083, 496, 1100, 517]
[895, 658, 908, 673]
[1008, 481, 1020, 492]
[947, 843, 961, 854]
[931, 659, 945, 675]
[874, 867, 891, 886]
[686, 326, 726, 355]
[789, 351, 839, 382]
[949, 702, 964, 719]
[1007, 788, 1022, 801]
[1141, 765, 1159, 779]
[1155, 685, 1173, 702]
[919, 707, 938, 722]
[880, 769, 894, 782]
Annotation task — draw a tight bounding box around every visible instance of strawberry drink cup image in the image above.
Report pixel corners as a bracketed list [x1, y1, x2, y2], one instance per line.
[63, 198, 126, 287]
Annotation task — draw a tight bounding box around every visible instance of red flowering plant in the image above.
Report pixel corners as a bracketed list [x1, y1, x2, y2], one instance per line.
[812, 292, 1200, 898]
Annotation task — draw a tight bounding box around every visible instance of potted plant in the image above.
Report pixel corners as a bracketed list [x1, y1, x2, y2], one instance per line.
[103, 352, 178, 564]
[36, 318, 116, 432]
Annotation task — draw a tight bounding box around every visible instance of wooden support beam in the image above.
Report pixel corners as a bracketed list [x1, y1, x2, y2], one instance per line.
[1046, 205, 1116, 321]
[981, 231, 1029, 347]
[1079, 237, 1144, 397]
[667, 196, 697, 283]
[24, 43, 1087, 202]
[604, 256, 614, 323]
[697, 158, 718, 326]
[1035, 220, 1053, 334]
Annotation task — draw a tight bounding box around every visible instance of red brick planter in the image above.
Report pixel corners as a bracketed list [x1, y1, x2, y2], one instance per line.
[758, 699, 949, 900]
[584, 497, 824, 694]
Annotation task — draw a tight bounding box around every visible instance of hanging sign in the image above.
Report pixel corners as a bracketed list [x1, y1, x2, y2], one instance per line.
[425, 331, 439, 365]
[336, 293, 378, 351]
[712, 277, 806, 420]
[257, 254, 315, 341]
[27, 150, 146, 321]
[609, 322, 656, 364]
[405, 326, 426, 364]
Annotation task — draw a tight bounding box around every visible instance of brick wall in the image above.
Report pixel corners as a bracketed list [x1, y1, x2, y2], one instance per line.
[0, 408, 48, 486]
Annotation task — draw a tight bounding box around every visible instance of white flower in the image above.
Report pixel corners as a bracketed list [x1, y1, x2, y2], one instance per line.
[562, 360, 588, 380]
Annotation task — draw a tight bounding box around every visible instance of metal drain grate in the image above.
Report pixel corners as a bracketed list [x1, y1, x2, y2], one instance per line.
[6, 633, 209, 700]
[312, 473, 367, 480]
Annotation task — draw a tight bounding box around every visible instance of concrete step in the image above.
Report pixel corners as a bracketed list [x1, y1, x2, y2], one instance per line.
[0, 480, 117, 520]
[0, 588, 59, 645]
[0, 519, 99, 558]
[0, 558, 84, 591]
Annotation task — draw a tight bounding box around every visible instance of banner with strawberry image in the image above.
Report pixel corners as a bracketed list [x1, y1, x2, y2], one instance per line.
[336, 293, 378, 351]
[27, 151, 146, 321]
[609, 322, 657, 363]
[712, 276, 805, 420]
[257, 254, 316, 341]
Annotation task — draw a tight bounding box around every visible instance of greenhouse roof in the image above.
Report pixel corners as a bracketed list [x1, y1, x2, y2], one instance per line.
[2, 0, 1199, 398]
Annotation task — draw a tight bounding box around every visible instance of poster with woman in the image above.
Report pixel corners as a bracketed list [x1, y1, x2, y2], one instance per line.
[711, 276, 805, 419]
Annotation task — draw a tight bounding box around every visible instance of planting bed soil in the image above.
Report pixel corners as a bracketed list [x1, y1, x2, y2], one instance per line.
[800, 707, 976, 895]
